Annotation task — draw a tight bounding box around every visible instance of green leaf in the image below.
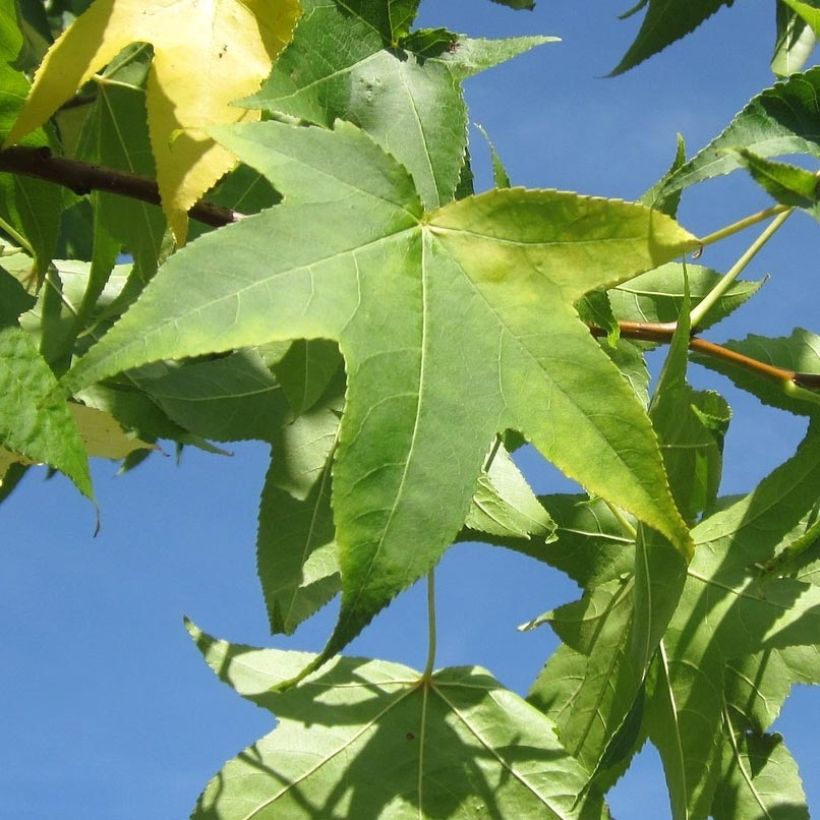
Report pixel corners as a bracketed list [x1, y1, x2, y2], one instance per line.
[272, 339, 343, 417]
[725, 645, 820, 734]
[0, 58, 63, 282]
[663, 67, 820, 194]
[731, 149, 820, 218]
[772, 1, 817, 77]
[243, 0, 553, 210]
[0, 324, 91, 495]
[611, 0, 734, 75]
[474, 123, 511, 189]
[0, 264, 35, 325]
[646, 426, 820, 818]
[608, 263, 763, 331]
[490, 0, 535, 9]
[187, 622, 607, 819]
[640, 133, 686, 217]
[691, 328, 820, 416]
[712, 729, 809, 820]
[649, 300, 730, 523]
[138, 351, 290, 444]
[437, 35, 558, 81]
[782, 0, 820, 36]
[65, 119, 696, 665]
[465, 443, 556, 541]
[0, 0, 23, 63]
[74, 50, 166, 280]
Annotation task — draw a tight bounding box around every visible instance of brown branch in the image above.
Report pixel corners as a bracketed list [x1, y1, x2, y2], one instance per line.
[0, 145, 240, 228]
[591, 321, 820, 390]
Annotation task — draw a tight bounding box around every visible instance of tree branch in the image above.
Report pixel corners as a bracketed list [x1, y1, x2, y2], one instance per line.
[591, 321, 820, 390]
[0, 145, 241, 228]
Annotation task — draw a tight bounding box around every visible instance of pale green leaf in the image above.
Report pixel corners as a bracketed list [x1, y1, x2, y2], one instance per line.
[188, 622, 607, 819]
[65, 119, 696, 664]
[465, 444, 556, 541]
[608, 263, 763, 331]
[772, 1, 817, 77]
[782, 0, 820, 36]
[436, 35, 558, 81]
[663, 67, 820, 194]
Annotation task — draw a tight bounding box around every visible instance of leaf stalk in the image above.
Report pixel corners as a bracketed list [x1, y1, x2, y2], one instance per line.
[690, 208, 793, 328]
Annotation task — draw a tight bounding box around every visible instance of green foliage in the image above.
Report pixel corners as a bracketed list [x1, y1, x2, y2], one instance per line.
[0, 0, 818, 816]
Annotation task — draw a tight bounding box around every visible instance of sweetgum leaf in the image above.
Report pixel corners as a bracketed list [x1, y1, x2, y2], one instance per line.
[243, 0, 554, 210]
[0, 325, 90, 495]
[646, 425, 820, 818]
[65, 119, 696, 665]
[611, 0, 735, 75]
[712, 731, 809, 820]
[187, 622, 607, 819]
[608, 263, 763, 331]
[74, 50, 165, 280]
[530, 314, 732, 789]
[782, 0, 820, 36]
[731, 149, 820, 219]
[772, 1, 817, 77]
[663, 67, 820, 194]
[7, 0, 302, 242]
[0, 33, 62, 282]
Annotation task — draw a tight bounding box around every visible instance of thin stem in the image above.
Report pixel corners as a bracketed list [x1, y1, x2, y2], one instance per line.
[422, 570, 437, 680]
[698, 203, 790, 249]
[690, 208, 793, 328]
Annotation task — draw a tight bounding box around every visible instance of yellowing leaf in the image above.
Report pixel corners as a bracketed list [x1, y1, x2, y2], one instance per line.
[6, 0, 301, 242]
[68, 403, 153, 460]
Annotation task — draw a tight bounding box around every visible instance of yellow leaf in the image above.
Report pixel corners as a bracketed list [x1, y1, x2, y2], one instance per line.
[68, 403, 154, 460]
[0, 404, 151, 483]
[7, 0, 301, 242]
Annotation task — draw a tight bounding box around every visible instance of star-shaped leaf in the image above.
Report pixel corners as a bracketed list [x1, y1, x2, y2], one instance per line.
[6, 0, 302, 242]
[243, 0, 555, 210]
[65, 119, 697, 663]
[187, 621, 607, 819]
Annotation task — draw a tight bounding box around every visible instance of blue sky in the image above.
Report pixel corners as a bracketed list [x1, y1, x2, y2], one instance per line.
[1, 1, 818, 817]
